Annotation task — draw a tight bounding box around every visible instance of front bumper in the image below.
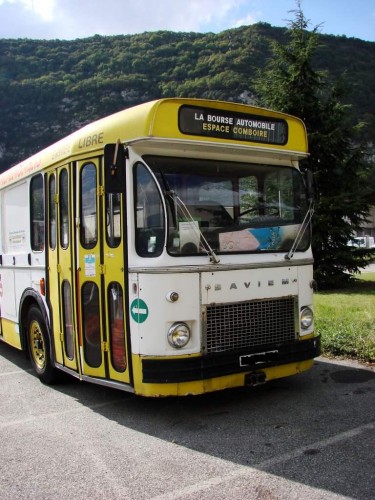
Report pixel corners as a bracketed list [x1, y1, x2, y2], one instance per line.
[142, 335, 320, 383]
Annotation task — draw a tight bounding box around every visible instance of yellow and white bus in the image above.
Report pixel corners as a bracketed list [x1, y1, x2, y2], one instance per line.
[0, 98, 320, 396]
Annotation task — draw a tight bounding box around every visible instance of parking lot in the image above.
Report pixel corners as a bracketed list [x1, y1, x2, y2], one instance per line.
[1, 341, 375, 500]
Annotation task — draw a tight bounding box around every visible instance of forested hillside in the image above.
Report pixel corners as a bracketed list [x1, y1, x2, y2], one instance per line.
[0, 22, 374, 171]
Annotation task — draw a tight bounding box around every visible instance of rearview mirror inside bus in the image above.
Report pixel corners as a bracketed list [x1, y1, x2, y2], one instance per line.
[104, 142, 126, 193]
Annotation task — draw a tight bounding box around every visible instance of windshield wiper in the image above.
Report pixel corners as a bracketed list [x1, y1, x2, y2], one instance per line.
[167, 190, 220, 264]
[285, 201, 314, 260]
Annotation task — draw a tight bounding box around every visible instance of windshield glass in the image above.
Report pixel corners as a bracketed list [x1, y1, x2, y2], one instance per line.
[140, 156, 310, 256]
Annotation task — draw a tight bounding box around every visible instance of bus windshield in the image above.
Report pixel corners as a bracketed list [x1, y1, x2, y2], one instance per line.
[140, 156, 310, 256]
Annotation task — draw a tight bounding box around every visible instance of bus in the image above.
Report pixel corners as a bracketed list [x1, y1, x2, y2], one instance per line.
[0, 98, 320, 396]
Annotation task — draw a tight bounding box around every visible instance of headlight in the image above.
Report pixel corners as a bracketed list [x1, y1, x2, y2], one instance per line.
[300, 307, 313, 329]
[167, 322, 191, 348]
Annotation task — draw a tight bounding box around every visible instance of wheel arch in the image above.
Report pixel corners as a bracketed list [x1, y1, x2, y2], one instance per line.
[19, 289, 51, 354]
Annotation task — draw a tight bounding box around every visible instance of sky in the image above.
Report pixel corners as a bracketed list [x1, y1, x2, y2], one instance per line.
[0, 0, 374, 42]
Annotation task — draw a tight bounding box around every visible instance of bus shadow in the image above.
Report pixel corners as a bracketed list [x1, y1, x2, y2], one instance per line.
[0, 340, 31, 371]
[96, 358, 375, 499]
[2, 341, 375, 499]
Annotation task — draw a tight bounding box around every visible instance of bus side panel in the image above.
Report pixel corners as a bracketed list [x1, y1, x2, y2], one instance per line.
[0, 180, 30, 349]
[0, 319, 22, 349]
[0, 266, 22, 348]
[1, 268, 17, 319]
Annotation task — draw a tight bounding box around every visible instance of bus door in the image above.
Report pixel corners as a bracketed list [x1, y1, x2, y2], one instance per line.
[76, 158, 130, 384]
[47, 166, 78, 372]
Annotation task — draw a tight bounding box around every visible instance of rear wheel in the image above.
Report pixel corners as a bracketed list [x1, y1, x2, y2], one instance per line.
[27, 305, 58, 384]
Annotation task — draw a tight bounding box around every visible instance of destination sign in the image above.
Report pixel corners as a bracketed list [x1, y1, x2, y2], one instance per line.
[179, 105, 288, 146]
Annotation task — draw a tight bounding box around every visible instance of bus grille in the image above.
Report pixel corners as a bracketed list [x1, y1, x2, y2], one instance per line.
[205, 297, 296, 354]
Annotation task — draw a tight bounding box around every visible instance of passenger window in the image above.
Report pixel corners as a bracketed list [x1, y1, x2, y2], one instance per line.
[62, 280, 74, 360]
[134, 163, 164, 257]
[49, 174, 56, 250]
[106, 193, 121, 248]
[82, 282, 101, 367]
[108, 282, 126, 372]
[80, 163, 98, 249]
[59, 169, 69, 249]
[30, 174, 45, 252]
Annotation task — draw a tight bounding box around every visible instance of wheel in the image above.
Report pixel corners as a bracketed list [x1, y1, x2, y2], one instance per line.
[27, 305, 58, 384]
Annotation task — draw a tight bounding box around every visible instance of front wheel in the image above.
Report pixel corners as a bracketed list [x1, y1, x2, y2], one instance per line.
[27, 305, 58, 384]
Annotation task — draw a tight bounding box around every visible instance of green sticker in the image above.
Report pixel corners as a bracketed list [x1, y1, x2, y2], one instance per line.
[130, 298, 149, 323]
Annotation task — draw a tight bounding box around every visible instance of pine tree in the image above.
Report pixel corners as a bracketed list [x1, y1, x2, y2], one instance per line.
[254, 1, 375, 288]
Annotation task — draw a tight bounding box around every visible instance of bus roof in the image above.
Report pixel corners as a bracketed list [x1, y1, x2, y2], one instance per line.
[0, 98, 308, 187]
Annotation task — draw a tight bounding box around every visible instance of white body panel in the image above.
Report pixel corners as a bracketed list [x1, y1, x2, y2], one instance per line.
[0, 177, 47, 325]
[129, 271, 200, 355]
[129, 261, 314, 356]
[201, 266, 299, 304]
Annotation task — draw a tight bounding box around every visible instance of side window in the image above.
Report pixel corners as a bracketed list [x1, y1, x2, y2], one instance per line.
[82, 282, 101, 367]
[134, 163, 164, 257]
[62, 280, 74, 360]
[80, 163, 97, 249]
[108, 282, 126, 372]
[106, 193, 121, 248]
[30, 174, 45, 252]
[49, 174, 56, 250]
[59, 169, 69, 249]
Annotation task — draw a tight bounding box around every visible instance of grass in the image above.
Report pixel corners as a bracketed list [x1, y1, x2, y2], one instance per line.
[314, 272, 375, 363]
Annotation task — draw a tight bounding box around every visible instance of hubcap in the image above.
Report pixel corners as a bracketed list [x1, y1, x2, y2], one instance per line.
[30, 320, 46, 370]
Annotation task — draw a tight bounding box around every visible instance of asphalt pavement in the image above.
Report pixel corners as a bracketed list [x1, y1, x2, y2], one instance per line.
[1, 342, 375, 499]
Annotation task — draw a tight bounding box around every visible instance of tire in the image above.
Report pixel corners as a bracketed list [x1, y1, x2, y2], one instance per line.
[27, 305, 58, 384]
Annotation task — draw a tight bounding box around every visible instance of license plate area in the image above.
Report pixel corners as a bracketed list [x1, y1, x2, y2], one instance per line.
[240, 350, 279, 367]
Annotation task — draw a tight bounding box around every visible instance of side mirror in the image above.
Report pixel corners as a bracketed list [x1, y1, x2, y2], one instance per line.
[104, 142, 126, 193]
[305, 168, 315, 203]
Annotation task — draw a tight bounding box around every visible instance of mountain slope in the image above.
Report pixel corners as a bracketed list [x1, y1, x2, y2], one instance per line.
[0, 23, 373, 171]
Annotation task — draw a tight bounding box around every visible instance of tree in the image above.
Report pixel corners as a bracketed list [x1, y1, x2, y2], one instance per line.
[254, 1, 375, 288]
